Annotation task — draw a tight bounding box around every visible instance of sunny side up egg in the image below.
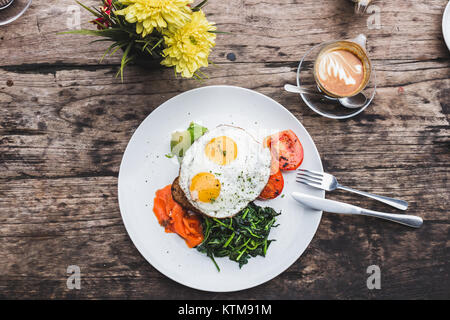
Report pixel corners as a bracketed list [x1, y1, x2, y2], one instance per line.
[179, 125, 272, 218]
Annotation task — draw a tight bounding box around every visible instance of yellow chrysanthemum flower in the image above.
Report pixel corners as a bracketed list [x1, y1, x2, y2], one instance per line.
[161, 11, 216, 78]
[115, 0, 193, 37]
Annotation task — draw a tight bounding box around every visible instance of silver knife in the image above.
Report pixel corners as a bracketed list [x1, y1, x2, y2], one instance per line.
[292, 192, 423, 228]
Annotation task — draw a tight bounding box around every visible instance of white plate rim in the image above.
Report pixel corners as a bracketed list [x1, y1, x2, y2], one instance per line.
[117, 85, 324, 292]
[443, 1, 450, 51]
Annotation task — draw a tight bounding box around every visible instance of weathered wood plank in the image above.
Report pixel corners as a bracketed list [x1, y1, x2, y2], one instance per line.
[0, 0, 448, 299]
[0, 177, 448, 299]
[0, 60, 448, 299]
[0, 0, 449, 67]
[1, 61, 448, 181]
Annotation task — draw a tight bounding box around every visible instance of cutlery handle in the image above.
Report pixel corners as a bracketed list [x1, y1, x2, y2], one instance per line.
[284, 84, 324, 97]
[291, 192, 422, 228]
[337, 185, 408, 211]
[358, 208, 423, 228]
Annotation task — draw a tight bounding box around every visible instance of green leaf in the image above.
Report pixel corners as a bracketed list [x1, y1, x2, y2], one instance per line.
[196, 202, 280, 271]
[92, 19, 108, 30]
[89, 38, 114, 44]
[100, 43, 116, 62]
[75, 0, 102, 18]
[208, 30, 231, 34]
[117, 42, 133, 82]
[147, 38, 164, 52]
[58, 29, 105, 36]
[108, 43, 125, 57]
[192, 0, 208, 11]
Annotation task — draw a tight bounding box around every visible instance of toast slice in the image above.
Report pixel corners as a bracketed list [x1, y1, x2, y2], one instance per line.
[171, 177, 202, 214]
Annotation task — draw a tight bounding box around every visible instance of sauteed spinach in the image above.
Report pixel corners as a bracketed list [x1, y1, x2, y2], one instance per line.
[196, 202, 281, 271]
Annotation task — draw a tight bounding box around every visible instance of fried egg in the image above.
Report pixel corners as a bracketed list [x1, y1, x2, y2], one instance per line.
[179, 125, 271, 218]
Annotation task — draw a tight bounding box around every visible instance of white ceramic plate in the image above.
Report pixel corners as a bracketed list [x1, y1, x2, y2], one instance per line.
[443, 1, 450, 51]
[118, 86, 324, 292]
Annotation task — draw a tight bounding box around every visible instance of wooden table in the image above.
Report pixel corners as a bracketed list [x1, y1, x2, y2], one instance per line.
[1, 0, 449, 299]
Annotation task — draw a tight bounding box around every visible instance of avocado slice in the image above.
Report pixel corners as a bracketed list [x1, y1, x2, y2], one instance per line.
[170, 130, 191, 158]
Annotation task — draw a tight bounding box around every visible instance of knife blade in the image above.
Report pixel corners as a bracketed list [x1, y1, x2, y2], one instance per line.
[291, 192, 423, 228]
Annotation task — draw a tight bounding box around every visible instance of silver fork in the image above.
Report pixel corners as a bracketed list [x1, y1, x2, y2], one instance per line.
[296, 169, 408, 210]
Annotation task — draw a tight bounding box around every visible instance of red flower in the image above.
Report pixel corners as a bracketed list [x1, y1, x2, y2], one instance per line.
[92, 0, 113, 30]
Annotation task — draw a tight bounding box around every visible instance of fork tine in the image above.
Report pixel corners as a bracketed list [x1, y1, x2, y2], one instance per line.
[296, 179, 322, 189]
[296, 171, 322, 182]
[297, 176, 322, 184]
[296, 176, 322, 187]
[297, 180, 315, 188]
[297, 168, 323, 177]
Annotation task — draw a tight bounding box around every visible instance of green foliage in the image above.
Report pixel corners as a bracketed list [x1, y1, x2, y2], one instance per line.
[197, 202, 281, 271]
[61, 0, 216, 81]
[62, 0, 166, 81]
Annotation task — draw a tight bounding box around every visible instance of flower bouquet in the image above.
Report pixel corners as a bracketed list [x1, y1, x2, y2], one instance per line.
[68, 0, 218, 79]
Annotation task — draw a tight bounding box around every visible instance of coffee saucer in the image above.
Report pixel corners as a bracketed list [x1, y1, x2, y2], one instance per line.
[296, 41, 376, 120]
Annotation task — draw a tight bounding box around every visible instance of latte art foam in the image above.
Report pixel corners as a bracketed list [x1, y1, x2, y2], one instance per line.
[316, 49, 365, 97]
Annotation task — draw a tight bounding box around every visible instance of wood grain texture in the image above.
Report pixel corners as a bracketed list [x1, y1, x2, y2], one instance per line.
[0, 0, 449, 299]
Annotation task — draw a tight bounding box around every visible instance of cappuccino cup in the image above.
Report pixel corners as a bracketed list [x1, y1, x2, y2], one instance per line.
[313, 34, 372, 98]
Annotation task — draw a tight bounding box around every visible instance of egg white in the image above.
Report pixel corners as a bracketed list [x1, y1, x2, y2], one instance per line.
[179, 125, 271, 218]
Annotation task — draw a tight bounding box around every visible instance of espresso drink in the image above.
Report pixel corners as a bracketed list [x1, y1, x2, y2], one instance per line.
[314, 41, 371, 98]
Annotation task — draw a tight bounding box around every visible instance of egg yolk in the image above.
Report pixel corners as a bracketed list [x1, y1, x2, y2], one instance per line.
[204, 136, 238, 165]
[190, 172, 221, 203]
